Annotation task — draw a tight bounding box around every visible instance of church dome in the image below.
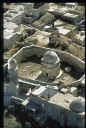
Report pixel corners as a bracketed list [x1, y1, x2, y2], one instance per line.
[69, 97, 85, 113]
[42, 51, 59, 64]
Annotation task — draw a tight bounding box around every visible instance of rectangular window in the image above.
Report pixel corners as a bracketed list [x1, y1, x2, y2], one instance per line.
[48, 106, 50, 111]
[73, 117, 76, 122]
[59, 112, 60, 117]
[68, 116, 71, 121]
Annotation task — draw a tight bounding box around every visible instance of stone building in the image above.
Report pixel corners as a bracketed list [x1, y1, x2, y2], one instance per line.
[41, 50, 60, 79]
[27, 90, 85, 128]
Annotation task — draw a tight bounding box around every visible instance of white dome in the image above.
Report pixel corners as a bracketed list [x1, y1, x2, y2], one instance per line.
[42, 51, 59, 64]
[69, 97, 85, 113]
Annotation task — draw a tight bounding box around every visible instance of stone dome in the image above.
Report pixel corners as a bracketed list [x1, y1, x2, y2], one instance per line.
[69, 97, 85, 113]
[42, 51, 59, 64]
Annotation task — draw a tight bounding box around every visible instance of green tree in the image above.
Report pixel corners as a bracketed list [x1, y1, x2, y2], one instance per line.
[15, 122, 22, 128]
[25, 121, 31, 128]
[4, 110, 8, 117]
[7, 105, 15, 113]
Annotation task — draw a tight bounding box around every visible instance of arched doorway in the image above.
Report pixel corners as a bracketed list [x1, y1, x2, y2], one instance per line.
[46, 73, 48, 77]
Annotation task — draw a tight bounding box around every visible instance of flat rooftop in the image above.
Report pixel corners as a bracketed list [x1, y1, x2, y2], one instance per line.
[33, 12, 54, 27]
[4, 22, 19, 30]
[48, 3, 69, 14]
[48, 92, 74, 110]
[32, 86, 47, 96]
[4, 29, 16, 39]
[63, 13, 78, 18]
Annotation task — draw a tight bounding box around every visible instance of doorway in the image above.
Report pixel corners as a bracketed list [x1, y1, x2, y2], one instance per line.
[46, 73, 48, 77]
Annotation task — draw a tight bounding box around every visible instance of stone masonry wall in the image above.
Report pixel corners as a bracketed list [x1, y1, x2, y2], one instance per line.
[9, 47, 24, 63]
[19, 80, 37, 92]
[4, 63, 8, 76]
[29, 94, 84, 128]
[33, 45, 85, 72]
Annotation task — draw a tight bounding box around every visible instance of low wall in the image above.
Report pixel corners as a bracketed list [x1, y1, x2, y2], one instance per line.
[11, 96, 24, 105]
[33, 45, 85, 72]
[18, 75, 59, 87]
[54, 50, 85, 72]
[23, 46, 36, 58]
[65, 74, 85, 87]
[9, 47, 24, 63]
[18, 79, 37, 92]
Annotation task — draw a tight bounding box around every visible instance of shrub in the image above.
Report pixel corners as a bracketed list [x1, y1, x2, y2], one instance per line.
[15, 122, 22, 128]
[4, 110, 8, 117]
[25, 121, 31, 128]
[7, 105, 15, 113]
[9, 120, 16, 127]
[9, 114, 13, 118]
[78, 89, 83, 93]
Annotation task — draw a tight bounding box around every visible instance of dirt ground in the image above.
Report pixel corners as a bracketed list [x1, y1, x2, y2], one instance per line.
[18, 56, 84, 85]
[18, 55, 42, 80]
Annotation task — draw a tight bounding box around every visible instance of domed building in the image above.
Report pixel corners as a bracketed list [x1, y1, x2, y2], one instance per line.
[41, 50, 60, 79]
[69, 96, 85, 113]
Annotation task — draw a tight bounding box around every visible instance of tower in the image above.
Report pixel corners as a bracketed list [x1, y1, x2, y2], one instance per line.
[8, 59, 18, 83]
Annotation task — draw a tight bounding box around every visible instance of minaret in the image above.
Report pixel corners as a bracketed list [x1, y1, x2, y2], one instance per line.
[8, 59, 18, 83]
[7, 59, 22, 95]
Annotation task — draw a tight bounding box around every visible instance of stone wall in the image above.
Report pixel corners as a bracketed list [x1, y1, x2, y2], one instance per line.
[18, 75, 59, 87]
[24, 3, 50, 23]
[4, 31, 17, 50]
[4, 63, 8, 76]
[23, 46, 36, 58]
[33, 45, 85, 72]
[54, 50, 85, 72]
[11, 11, 25, 24]
[65, 74, 85, 87]
[4, 83, 9, 93]
[9, 47, 24, 63]
[19, 80, 37, 92]
[29, 94, 84, 127]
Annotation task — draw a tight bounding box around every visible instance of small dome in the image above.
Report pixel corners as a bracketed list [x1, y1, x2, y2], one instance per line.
[69, 97, 85, 113]
[42, 51, 59, 64]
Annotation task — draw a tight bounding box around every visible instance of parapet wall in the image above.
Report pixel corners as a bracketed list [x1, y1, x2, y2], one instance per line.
[18, 75, 59, 86]
[55, 50, 85, 72]
[8, 47, 23, 63]
[24, 3, 50, 23]
[18, 79, 37, 92]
